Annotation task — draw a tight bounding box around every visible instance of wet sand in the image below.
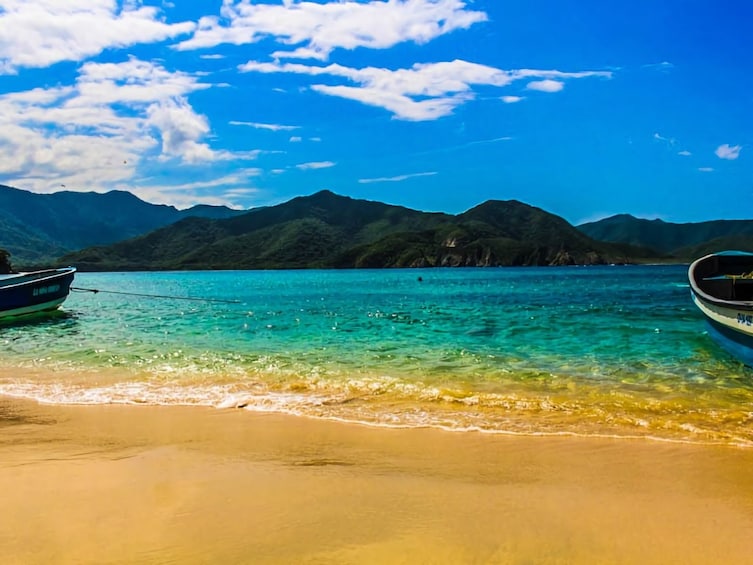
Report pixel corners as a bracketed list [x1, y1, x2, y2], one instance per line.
[3, 397, 753, 564]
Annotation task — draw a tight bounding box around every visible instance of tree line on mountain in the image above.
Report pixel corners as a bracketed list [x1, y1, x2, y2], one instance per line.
[577, 214, 753, 257]
[1, 184, 751, 271]
[54, 190, 652, 270]
[0, 183, 242, 266]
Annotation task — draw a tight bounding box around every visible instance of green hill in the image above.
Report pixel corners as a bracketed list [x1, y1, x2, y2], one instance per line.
[673, 235, 753, 259]
[578, 214, 753, 256]
[0, 184, 243, 266]
[60, 190, 655, 270]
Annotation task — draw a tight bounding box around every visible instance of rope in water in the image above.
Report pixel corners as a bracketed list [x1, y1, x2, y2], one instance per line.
[70, 286, 241, 304]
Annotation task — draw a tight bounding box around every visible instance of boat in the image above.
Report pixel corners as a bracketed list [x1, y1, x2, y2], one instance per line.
[688, 251, 753, 365]
[0, 267, 76, 320]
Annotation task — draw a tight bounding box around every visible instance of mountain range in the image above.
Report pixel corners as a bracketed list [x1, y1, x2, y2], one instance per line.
[1, 183, 750, 271]
[578, 214, 753, 257]
[57, 189, 650, 270]
[0, 184, 243, 266]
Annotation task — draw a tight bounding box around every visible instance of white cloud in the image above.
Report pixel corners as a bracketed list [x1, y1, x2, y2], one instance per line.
[653, 132, 677, 147]
[75, 57, 211, 106]
[296, 161, 336, 170]
[132, 170, 263, 210]
[501, 95, 523, 103]
[0, 58, 256, 200]
[715, 144, 742, 160]
[412, 136, 512, 157]
[147, 98, 213, 162]
[0, 0, 195, 72]
[224, 187, 259, 198]
[229, 121, 300, 131]
[359, 171, 437, 183]
[698, 167, 714, 172]
[526, 79, 564, 92]
[467, 136, 513, 145]
[0, 130, 154, 194]
[177, 0, 488, 60]
[678, 150, 691, 156]
[313, 83, 472, 121]
[289, 136, 303, 143]
[643, 61, 673, 72]
[239, 59, 611, 120]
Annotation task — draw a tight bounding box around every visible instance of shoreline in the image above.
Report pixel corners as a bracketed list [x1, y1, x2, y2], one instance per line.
[4, 397, 753, 563]
[4, 364, 752, 448]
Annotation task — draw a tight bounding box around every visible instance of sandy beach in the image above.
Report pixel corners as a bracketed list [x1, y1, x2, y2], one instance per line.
[2, 397, 753, 564]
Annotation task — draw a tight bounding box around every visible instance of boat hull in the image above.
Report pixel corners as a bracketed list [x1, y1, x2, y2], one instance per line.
[0, 268, 76, 320]
[691, 292, 753, 366]
[688, 251, 753, 365]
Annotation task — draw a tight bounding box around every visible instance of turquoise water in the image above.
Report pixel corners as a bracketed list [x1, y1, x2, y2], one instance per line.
[2, 266, 753, 445]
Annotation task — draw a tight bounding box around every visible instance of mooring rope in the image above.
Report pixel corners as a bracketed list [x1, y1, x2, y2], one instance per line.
[70, 286, 241, 304]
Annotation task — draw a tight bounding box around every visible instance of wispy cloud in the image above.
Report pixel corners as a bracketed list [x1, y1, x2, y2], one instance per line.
[715, 144, 742, 160]
[698, 167, 714, 172]
[653, 132, 678, 147]
[176, 0, 488, 61]
[359, 171, 438, 184]
[230, 121, 300, 131]
[501, 95, 524, 103]
[239, 60, 612, 120]
[133, 170, 263, 209]
[296, 161, 336, 170]
[678, 150, 691, 156]
[409, 136, 513, 158]
[643, 61, 674, 72]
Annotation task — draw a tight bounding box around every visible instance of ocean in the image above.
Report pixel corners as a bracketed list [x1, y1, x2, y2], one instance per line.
[2, 266, 752, 446]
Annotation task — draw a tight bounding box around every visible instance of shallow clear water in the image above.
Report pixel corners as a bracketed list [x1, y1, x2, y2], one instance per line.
[2, 266, 752, 445]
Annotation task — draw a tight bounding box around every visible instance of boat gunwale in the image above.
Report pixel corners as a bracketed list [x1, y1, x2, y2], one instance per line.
[0, 267, 76, 291]
[688, 252, 753, 312]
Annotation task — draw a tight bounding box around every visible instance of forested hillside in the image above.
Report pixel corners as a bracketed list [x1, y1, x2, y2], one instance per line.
[60, 190, 655, 270]
[0, 184, 243, 266]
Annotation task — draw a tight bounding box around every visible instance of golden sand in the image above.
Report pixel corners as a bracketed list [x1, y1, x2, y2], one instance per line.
[2, 397, 753, 564]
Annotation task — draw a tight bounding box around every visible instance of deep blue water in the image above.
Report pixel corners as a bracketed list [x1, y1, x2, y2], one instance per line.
[2, 266, 752, 445]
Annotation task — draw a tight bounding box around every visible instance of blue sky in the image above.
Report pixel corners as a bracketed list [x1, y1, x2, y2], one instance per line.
[0, 0, 750, 224]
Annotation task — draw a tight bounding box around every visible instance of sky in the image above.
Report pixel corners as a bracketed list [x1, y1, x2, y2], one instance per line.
[0, 0, 751, 225]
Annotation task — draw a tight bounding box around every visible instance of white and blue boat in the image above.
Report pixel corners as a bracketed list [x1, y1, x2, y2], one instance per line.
[0, 267, 76, 320]
[689, 251, 753, 365]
